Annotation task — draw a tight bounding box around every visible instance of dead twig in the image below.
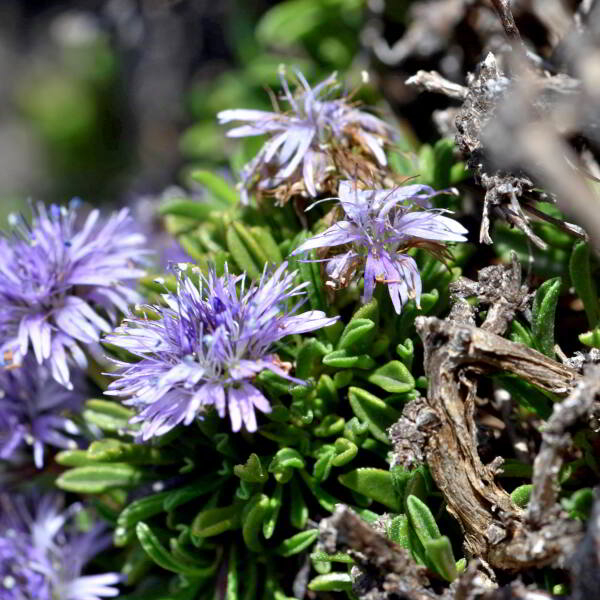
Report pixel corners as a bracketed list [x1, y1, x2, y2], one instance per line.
[319, 505, 444, 600]
[527, 365, 600, 527]
[391, 259, 584, 570]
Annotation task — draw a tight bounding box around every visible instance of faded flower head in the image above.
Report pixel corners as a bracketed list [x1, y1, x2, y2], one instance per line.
[0, 493, 120, 600]
[0, 200, 148, 389]
[0, 354, 85, 469]
[292, 181, 468, 313]
[105, 262, 338, 438]
[218, 69, 392, 204]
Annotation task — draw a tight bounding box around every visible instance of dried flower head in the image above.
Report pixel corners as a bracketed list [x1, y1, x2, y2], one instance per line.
[0, 493, 120, 600]
[105, 262, 338, 438]
[0, 355, 85, 469]
[217, 69, 393, 204]
[0, 201, 148, 389]
[291, 181, 468, 313]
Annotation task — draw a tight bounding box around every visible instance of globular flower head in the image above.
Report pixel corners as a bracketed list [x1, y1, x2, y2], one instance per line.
[292, 181, 468, 313]
[0, 354, 85, 469]
[0, 200, 148, 389]
[105, 262, 339, 439]
[218, 69, 392, 204]
[0, 493, 121, 600]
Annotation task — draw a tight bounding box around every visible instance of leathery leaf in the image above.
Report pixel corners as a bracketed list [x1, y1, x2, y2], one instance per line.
[56, 463, 148, 494]
[348, 387, 401, 444]
[276, 529, 319, 557]
[338, 468, 401, 511]
[366, 360, 415, 394]
[532, 276, 561, 356]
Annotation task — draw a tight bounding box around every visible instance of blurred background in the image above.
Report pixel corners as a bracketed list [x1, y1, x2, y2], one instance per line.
[0, 0, 464, 213]
[0, 0, 562, 219]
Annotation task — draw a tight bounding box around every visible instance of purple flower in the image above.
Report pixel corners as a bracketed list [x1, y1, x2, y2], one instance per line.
[0, 200, 148, 389]
[105, 262, 339, 438]
[0, 354, 86, 469]
[0, 493, 121, 600]
[218, 70, 391, 203]
[291, 181, 468, 313]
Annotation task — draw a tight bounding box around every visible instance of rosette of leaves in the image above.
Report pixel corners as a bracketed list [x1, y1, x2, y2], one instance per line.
[54, 229, 470, 598]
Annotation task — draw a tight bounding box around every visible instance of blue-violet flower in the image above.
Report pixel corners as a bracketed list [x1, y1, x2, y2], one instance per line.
[105, 262, 338, 438]
[291, 181, 468, 313]
[0, 201, 148, 389]
[218, 70, 391, 203]
[0, 354, 85, 469]
[0, 493, 120, 600]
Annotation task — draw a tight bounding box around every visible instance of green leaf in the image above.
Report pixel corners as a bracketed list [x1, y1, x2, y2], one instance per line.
[499, 459, 533, 478]
[424, 536, 458, 582]
[55, 450, 95, 467]
[316, 374, 338, 407]
[295, 339, 331, 379]
[366, 360, 415, 394]
[323, 350, 375, 369]
[432, 138, 456, 189]
[387, 514, 410, 549]
[450, 162, 469, 184]
[163, 476, 225, 511]
[191, 504, 242, 539]
[242, 494, 270, 552]
[56, 464, 148, 493]
[561, 487, 594, 520]
[569, 241, 598, 328]
[115, 491, 172, 546]
[277, 529, 319, 556]
[313, 445, 336, 482]
[580, 328, 600, 348]
[234, 453, 268, 483]
[352, 298, 379, 324]
[532, 277, 561, 356]
[510, 320, 534, 347]
[338, 468, 401, 511]
[290, 476, 310, 528]
[288, 235, 327, 313]
[298, 470, 338, 514]
[82, 399, 133, 432]
[333, 370, 354, 389]
[159, 198, 224, 221]
[263, 484, 284, 539]
[510, 484, 533, 508]
[337, 318, 376, 353]
[226, 545, 238, 600]
[190, 170, 239, 206]
[310, 550, 355, 564]
[269, 448, 305, 484]
[371, 333, 391, 357]
[136, 522, 219, 577]
[249, 226, 283, 264]
[396, 338, 414, 369]
[343, 417, 369, 446]
[418, 144, 435, 185]
[406, 495, 441, 546]
[226, 225, 261, 279]
[86, 439, 175, 465]
[313, 414, 345, 438]
[232, 221, 271, 269]
[308, 572, 353, 592]
[332, 438, 358, 466]
[348, 387, 401, 444]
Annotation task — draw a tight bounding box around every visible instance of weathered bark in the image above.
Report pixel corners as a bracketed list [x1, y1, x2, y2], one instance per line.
[390, 258, 590, 571]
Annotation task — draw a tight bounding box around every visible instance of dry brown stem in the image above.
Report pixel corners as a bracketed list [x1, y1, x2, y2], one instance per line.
[390, 258, 587, 571]
[319, 505, 444, 600]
